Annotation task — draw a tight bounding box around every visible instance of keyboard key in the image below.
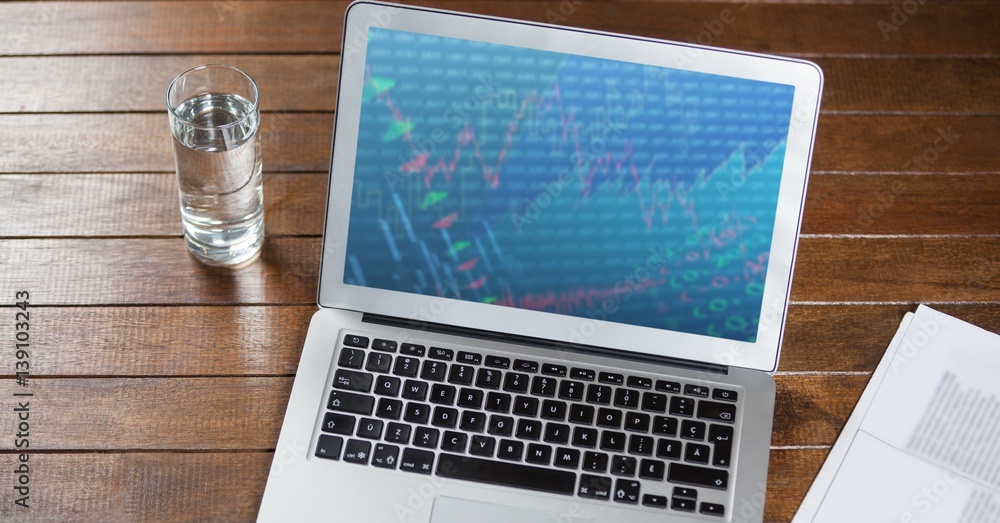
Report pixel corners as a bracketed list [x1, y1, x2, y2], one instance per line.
[578, 474, 611, 499]
[642, 494, 667, 508]
[404, 402, 430, 424]
[516, 419, 543, 440]
[624, 412, 651, 432]
[586, 384, 612, 405]
[476, 368, 503, 389]
[413, 426, 439, 448]
[554, 447, 581, 468]
[698, 401, 737, 423]
[569, 404, 595, 425]
[485, 356, 510, 369]
[421, 361, 447, 381]
[543, 423, 570, 444]
[656, 439, 682, 460]
[526, 443, 552, 465]
[342, 439, 371, 464]
[513, 359, 539, 373]
[627, 376, 653, 389]
[315, 434, 343, 460]
[671, 496, 696, 511]
[638, 459, 665, 480]
[392, 356, 419, 378]
[371, 443, 399, 469]
[701, 502, 725, 516]
[713, 388, 738, 402]
[685, 443, 710, 464]
[599, 372, 624, 385]
[641, 392, 667, 413]
[401, 380, 428, 401]
[685, 384, 710, 397]
[668, 463, 729, 490]
[385, 422, 411, 444]
[338, 348, 365, 369]
[460, 411, 486, 432]
[513, 396, 539, 417]
[470, 435, 496, 457]
[399, 447, 434, 474]
[400, 343, 426, 357]
[343, 334, 369, 348]
[582, 451, 609, 472]
[600, 431, 626, 453]
[504, 372, 529, 393]
[497, 439, 524, 461]
[655, 380, 681, 394]
[542, 364, 567, 377]
[430, 384, 457, 405]
[437, 453, 576, 495]
[374, 375, 401, 396]
[596, 408, 622, 428]
[652, 416, 678, 436]
[432, 407, 458, 428]
[531, 376, 557, 397]
[457, 351, 482, 365]
[320, 412, 355, 435]
[441, 431, 468, 453]
[541, 400, 567, 421]
[669, 396, 695, 417]
[328, 390, 374, 415]
[571, 368, 596, 381]
[558, 380, 585, 401]
[611, 455, 637, 476]
[628, 435, 654, 456]
[613, 479, 640, 504]
[614, 388, 640, 409]
[429, 347, 454, 361]
[371, 339, 397, 352]
[573, 427, 598, 448]
[488, 415, 514, 437]
[709, 424, 734, 468]
[681, 420, 707, 440]
[457, 388, 484, 409]
[485, 392, 511, 413]
[448, 364, 474, 386]
[673, 486, 697, 499]
[333, 369, 373, 393]
[357, 418, 383, 439]
[375, 398, 402, 420]
[365, 352, 392, 373]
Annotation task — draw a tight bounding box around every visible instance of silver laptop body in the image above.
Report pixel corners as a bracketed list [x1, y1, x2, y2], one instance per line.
[259, 2, 822, 522]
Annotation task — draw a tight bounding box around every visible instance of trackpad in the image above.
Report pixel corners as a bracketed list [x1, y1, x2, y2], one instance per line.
[430, 497, 592, 523]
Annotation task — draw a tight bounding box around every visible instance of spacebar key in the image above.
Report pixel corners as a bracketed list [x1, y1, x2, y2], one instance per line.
[436, 453, 576, 495]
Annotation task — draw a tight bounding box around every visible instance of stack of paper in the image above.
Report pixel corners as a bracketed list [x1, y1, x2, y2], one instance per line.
[794, 305, 1000, 522]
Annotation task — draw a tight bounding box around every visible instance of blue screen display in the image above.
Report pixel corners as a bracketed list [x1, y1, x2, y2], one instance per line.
[344, 28, 795, 342]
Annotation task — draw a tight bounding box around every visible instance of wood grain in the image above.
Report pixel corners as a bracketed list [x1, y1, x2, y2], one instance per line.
[0, 2, 997, 56]
[4, 55, 999, 114]
[1, 114, 997, 174]
[3, 172, 996, 238]
[0, 449, 828, 522]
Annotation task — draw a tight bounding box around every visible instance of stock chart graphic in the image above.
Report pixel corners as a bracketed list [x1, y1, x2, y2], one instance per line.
[344, 28, 796, 342]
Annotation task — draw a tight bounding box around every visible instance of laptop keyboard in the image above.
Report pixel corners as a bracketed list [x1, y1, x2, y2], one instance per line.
[314, 332, 740, 518]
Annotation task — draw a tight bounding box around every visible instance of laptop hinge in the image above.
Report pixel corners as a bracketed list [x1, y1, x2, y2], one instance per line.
[361, 313, 729, 376]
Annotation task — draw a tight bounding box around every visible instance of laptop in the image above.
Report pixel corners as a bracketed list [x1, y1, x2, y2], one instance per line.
[258, 2, 822, 521]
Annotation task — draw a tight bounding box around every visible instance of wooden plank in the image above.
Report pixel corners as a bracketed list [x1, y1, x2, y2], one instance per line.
[1, 114, 996, 174]
[791, 237, 1000, 302]
[0, 2, 997, 56]
[3, 172, 996, 238]
[0, 448, 827, 522]
[0, 55, 340, 113]
[3, 237, 998, 305]
[0, 173, 328, 238]
[3, 55, 999, 114]
[0, 375, 850, 450]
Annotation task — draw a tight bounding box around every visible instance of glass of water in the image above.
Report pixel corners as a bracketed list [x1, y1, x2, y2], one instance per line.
[167, 64, 264, 266]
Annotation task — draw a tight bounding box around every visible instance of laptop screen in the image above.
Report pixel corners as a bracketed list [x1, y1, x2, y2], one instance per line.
[343, 27, 796, 343]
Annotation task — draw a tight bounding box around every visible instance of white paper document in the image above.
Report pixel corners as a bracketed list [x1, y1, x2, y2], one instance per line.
[793, 305, 1000, 523]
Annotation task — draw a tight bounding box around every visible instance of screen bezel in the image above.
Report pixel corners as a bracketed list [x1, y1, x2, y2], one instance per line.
[319, 1, 823, 373]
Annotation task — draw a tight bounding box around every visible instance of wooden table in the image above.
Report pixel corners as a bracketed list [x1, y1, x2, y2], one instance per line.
[1, 1, 997, 521]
